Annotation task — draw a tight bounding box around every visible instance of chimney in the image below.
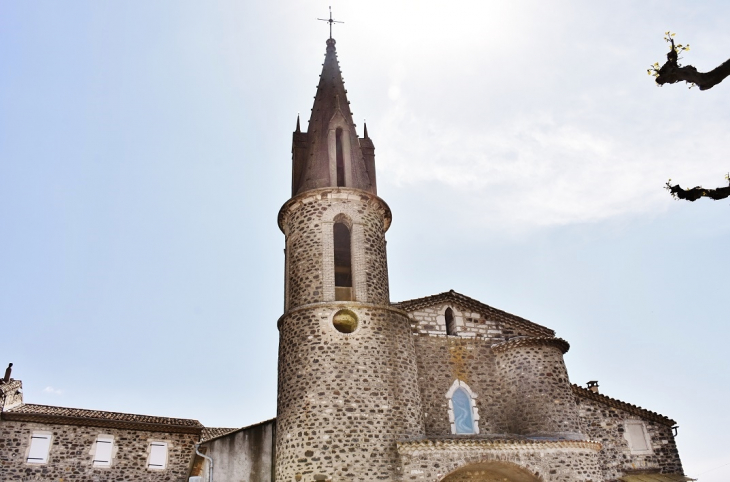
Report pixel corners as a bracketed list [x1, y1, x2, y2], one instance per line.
[587, 381, 599, 393]
[3, 363, 12, 383]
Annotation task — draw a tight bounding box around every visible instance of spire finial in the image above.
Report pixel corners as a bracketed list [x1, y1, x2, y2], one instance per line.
[295, 113, 301, 133]
[317, 6, 343, 40]
[363, 120, 369, 139]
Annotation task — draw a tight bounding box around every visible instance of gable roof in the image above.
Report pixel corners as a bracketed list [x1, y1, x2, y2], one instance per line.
[572, 385, 676, 426]
[2, 403, 203, 434]
[201, 426, 240, 442]
[200, 418, 277, 444]
[393, 290, 555, 337]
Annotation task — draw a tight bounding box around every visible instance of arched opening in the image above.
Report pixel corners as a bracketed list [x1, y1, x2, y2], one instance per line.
[336, 127, 345, 187]
[445, 307, 456, 336]
[452, 388, 475, 434]
[333, 222, 352, 300]
[446, 379, 480, 435]
[440, 461, 541, 482]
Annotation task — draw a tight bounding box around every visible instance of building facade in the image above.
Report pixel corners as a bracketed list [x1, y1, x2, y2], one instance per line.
[270, 38, 689, 482]
[0, 379, 203, 481]
[0, 37, 690, 482]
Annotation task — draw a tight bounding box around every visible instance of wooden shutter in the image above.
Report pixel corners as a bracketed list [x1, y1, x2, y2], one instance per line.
[93, 435, 114, 466]
[148, 442, 168, 469]
[27, 433, 51, 464]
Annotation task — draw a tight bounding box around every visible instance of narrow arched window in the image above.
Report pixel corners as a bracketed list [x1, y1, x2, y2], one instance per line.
[333, 222, 352, 300]
[336, 128, 345, 187]
[452, 388, 476, 434]
[445, 307, 456, 336]
[446, 380, 479, 435]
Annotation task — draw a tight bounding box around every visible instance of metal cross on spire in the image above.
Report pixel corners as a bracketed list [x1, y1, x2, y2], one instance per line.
[317, 6, 343, 39]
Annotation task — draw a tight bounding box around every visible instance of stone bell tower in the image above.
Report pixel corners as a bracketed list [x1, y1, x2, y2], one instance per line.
[275, 38, 424, 481]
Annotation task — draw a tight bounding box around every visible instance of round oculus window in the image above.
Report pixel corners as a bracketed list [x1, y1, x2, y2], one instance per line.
[332, 309, 358, 333]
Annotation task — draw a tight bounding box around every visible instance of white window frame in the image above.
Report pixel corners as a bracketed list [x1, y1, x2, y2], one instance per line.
[26, 431, 52, 464]
[147, 441, 169, 470]
[445, 379, 480, 435]
[91, 434, 115, 467]
[624, 420, 653, 455]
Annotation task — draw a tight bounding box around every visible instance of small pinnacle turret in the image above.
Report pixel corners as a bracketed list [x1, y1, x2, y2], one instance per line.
[290, 38, 376, 196]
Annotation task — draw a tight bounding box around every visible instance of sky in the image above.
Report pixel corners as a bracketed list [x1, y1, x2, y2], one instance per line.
[1, 1, 728, 480]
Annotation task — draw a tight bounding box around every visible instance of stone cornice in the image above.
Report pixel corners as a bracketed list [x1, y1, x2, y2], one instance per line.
[491, 336, 570, 355]
[278, 301, 409, 329]
[278, 187, 392, 233]
[397, 438, 602, 454]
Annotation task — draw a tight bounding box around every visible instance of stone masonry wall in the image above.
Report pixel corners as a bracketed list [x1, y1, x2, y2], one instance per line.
[494, 340, 582, 438]
[409, 303, 581, 439]
[279, 188, 391, 309]
[576, 395, 683, 481]
[413, 336, 510, 436]
[199, 419, 275, 482]
[0, 420, 197, 481]
[1, 380, 23, 411]
[397, 442, 603, 482]
[276, 305, 424, 482]
[407, 304, 536, 340]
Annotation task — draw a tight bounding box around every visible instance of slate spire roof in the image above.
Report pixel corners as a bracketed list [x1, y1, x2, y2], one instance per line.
[291, 38, 375, 196]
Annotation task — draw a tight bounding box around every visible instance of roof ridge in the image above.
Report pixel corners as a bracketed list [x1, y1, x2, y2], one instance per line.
[201, 418, 277, 444]
[393, 290, 554, 337]
[7, 403, 202, 426]
[572, 384, 675, 426]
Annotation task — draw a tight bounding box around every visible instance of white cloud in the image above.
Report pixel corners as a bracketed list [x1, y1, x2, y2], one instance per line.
[374, 83, 729, 230]
[43, 386, 63, 395]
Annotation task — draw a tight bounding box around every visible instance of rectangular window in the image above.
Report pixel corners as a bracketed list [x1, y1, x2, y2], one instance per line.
[147, 441, 168, 470]
[624, 421, 653, 454]
[27, 433, 52, 464]
[92, 435, 114, 467]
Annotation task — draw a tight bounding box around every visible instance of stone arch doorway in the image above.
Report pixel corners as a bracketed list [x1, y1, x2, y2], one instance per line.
[440, 461, 541, 482]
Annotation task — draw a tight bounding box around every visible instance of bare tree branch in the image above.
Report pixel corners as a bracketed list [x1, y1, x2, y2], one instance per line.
[655, 37, 730, 90]
[665, 179, 730, 202]
[649, 35, 730, 203]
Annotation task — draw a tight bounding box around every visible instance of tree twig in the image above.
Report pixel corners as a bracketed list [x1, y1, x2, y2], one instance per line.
[656, 37, 730, 90]
[665, 178, 730, 201]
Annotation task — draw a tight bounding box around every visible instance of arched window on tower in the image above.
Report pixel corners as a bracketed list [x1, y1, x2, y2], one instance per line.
[336, 128, 346, 187]
[333, 222, 352, 300]
[445, 307, 457, 336]
[446, 380, 479, 435]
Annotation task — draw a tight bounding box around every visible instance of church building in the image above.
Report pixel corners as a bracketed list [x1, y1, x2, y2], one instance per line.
[0, 36, 691, 482]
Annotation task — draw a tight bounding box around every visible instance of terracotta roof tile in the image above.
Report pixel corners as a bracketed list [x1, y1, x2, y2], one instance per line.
[201, 427, 239, 442]
[200, 418, 277, 444]
[492, 336, 570, 354]
[572, 385, 676, 426]
[2, 403, 203, 434]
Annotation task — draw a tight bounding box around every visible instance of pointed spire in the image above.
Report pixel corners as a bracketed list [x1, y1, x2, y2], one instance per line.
[295, 114, 301, 133]
[290, 38, 376, 196]
[363, 121, 369, 139]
